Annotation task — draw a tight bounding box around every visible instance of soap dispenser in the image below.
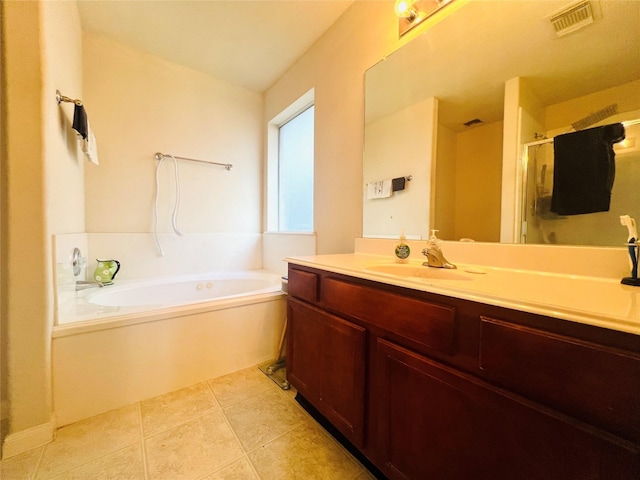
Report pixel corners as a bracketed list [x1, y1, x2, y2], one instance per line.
[395, 229, 410, 263]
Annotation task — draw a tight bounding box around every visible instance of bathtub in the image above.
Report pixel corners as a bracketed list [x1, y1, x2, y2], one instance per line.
[52, 270, 286, 426]
[87, 271, 281, 308]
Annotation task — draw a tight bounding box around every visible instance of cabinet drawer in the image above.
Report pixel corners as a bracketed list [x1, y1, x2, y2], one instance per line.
[322, 277, 456, 355]
[479, 317, 640, 443]
[288, 267, 318, 303]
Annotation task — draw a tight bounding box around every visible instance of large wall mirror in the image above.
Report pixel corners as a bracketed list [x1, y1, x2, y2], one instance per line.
[364, 0, 640, 246]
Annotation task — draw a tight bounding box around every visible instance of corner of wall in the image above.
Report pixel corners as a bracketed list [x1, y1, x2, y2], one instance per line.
[262, 232, 317, 276]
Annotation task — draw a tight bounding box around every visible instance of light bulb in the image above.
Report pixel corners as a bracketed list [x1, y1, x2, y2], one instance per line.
[395, 0, 416, 19]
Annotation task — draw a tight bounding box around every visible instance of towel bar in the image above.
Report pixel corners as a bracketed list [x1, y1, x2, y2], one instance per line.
[154, 152, 233, 171]
[55, 90, 83, 106]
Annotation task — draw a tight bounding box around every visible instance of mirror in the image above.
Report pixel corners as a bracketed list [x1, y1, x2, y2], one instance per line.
[364, 0, 640, 245]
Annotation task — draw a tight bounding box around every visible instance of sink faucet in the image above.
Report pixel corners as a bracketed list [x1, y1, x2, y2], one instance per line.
[76, 280, 104, 291]
[422, 230, 457, 269]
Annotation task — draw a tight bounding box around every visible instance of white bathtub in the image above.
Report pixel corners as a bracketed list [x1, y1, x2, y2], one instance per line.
[52, 270, 286, 426]
[87, 271, 281, 307]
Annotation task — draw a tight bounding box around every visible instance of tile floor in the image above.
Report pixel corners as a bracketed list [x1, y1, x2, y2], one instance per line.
[1, 367, 377, 480]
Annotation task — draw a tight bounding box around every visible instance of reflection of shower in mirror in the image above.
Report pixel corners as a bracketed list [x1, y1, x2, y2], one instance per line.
[521, 119, 640, 247]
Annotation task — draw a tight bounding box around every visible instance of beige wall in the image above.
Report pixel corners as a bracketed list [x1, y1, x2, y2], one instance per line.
[2, 0, 83, 452]
[454, 121, 503, 242]
[43, 1, 86, 234]
[264, 1, 423, 254]
[0, 0, 5, 450]
[434, 125, 457, 239]
[2, 0, 50, 441]
[433, 121, 503, 243]
[83, 34, 263, 235]
[546, 80, 640, 134]
[363, 98, 437, 239]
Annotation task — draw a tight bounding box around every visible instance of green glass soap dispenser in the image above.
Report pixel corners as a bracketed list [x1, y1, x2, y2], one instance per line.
[395, 229, 410, 263]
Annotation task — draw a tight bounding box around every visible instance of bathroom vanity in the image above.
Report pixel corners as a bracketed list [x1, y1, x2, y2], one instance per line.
[286, 254, 640, 480]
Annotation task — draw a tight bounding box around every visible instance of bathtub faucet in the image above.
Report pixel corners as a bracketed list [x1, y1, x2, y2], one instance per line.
[76, 280, 104, 291]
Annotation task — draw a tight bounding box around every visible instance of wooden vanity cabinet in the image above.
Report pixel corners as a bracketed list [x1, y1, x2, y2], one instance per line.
[376, 338, 638, 480]
[287, 297, 367, 447]
[286, 265, 640, 480]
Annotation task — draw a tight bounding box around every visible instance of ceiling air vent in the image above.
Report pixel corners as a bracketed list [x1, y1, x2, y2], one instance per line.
[549, 0, 594, 37]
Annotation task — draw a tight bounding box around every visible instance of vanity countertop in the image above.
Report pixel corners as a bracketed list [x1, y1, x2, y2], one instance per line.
[286, 253, 640, 336]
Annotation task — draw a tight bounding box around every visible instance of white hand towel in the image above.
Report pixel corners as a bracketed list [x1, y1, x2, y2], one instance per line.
[82, 122, 99, 165]
[366, 179, 392, 199]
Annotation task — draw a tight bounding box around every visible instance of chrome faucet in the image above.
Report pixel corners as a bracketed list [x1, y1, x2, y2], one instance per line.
[422, 230, 457, 269]
[76, 280, 104, 291]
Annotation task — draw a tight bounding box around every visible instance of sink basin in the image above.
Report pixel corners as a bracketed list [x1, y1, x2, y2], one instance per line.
[364, 263, 471, 281]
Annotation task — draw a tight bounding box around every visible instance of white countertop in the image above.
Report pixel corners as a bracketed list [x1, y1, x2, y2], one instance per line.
[286, 253, 640, 336]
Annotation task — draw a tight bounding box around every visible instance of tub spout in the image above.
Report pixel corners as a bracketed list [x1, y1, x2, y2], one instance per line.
[76, 280, 104, 291]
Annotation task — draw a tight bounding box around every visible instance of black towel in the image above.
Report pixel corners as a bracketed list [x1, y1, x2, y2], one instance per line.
[550, 123, 625, 215]
[72, 104, 88, 140]
[392, 177, 406, 192]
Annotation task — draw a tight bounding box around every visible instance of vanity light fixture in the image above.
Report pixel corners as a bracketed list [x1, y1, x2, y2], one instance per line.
[395, 0, 456, 37]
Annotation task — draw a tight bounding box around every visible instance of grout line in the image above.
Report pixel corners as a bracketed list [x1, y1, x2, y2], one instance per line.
[193, 455, 256, 480]
[30, 444, 47, 480]
[209, 382, 275, 411]
[139, 383, 223, 440]
[39, 442, 143, 479]
[141, 408, 225, 442]
[28, 404, 145, 478]
[243, 417, 310, 456]
[240, 414, 367, 479]
[216, 396, 248, 455]
[204, 379, 223, 410]
[244, 453, 263, 480]
[198, 387, 256, 480]
[137, 402, 149, 480]
[210, 372, 306, 478]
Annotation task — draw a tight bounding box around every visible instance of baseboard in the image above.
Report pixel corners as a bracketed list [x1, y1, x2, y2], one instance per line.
[1, 421, 54, 459]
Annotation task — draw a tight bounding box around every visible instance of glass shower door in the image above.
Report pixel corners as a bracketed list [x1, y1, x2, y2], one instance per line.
[521, 121, 640, 246]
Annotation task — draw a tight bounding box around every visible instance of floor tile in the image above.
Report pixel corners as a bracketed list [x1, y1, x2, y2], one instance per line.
[223, 388, 308, 452]
[201, 457, 259, 480]
[0, 447, 43, 479]
[35, 405, 140, 479]
[144, 411, 243, 480]
[208, 368, 274, 408]
[50, 443, 144, 480]
[9, 368, 378, 480]
[247, 420, 362, 480]
[141, 383, 219, 437]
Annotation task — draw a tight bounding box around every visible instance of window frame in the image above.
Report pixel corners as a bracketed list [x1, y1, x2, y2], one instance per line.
[266, 89, 315, 233]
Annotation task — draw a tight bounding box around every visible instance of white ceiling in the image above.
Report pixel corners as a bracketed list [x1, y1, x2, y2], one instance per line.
[77, 0, 355, 92]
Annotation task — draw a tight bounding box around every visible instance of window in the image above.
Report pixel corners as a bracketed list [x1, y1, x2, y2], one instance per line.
[267, 90, 314, 232]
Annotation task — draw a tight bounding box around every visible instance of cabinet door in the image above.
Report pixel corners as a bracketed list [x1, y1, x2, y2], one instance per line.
[287, 298, 367, 446]
[287, 298, 325, 403]
[375, 338, 640, 480]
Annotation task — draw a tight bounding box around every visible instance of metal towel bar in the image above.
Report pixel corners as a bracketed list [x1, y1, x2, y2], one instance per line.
[55, 90, 82, 106]
[154, 152, 233, 171]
